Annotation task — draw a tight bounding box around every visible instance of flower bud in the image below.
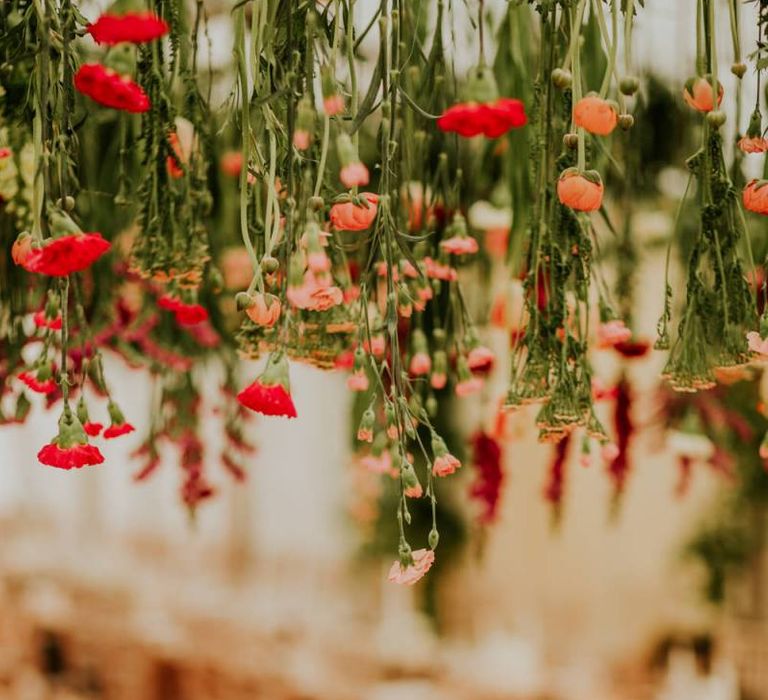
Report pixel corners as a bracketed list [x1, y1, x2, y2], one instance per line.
[261, 256, 280, 274]
[731, 62, 747, 79]
[619, 76, 640, 95]
[618, 114, 635, 130]
[707, 110, 726, 128]
[551, 68, 572, 89]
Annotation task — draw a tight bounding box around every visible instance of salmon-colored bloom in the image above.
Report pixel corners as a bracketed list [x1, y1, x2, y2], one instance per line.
[573, 95, 618, 135]
[739, 136, 768, 154]
[597, 319, 633, 348]
[293, 130, 311, 150]
[409, 352, 432, 376]
[557, 168, 604, 212]
[387, 548, 435, 585]
[440, 235, 479, 256]
[244, 292, 281, 327]
[456, 377, 483, 397]
[340, 161, 369, 188]
[747, 331, 768, 356]
[743, 180, 768, 215]
[11, 233, 34, 266]
[323, 94, 345, 116]
[683, 76, 723, 113]
[347, 370, 369, 392]
[433, 453, 461, 477]
[329, 193, 379, 231]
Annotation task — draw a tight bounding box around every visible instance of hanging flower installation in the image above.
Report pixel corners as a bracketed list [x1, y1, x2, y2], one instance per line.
[1, 0, 768, 584]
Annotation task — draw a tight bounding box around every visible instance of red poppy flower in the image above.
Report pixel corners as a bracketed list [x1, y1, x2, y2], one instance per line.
[237, 353, 297, 418]
[437, 98, 527, 138]
[22, 232, 111, 276]
[19, 369, 57, 394]
[87, 12, 169, 45]
[75, 63, 150, 113]
[38, 442, 105, 469]
[33, 310, 62, 330]
[158, 294, 209, 326]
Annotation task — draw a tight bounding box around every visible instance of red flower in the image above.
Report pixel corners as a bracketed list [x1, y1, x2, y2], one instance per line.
[38, 407, 104, 470]
[103, 402, 135, 440]
[158, 294, 209, 326]
[75, 63, 150, 113]
[84, 422, 104, 437]
[437, 98, 527, 138]
[237, 353, 297, 418]
[612, 338, 651, 359]
[22, 232, 111, 276]
[33, 310, 62, 330]
[19, 369, 57, 394]
[38, 443, 105, 469]
[87, 12, 169, 45]
[470, 432, 504, 525]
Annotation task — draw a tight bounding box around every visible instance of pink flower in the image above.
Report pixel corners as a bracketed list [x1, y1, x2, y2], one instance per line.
[423, 256, 457, 281]
[307, 251, 331, 273]
[357, 427, 373, 443]
[409, 352, 431, 376]
[431, 373, 447, 390]
[387, 549, 435, 585]
[340, 161, 370, 188]
[433, 453, 461, 477]
[347, 370, 369, 392]
[287, 273, 343, 311]
[596, 319, 632, 349]
[323, 94, 345, 116]
[361, 451, 392, 474]
[440, 236, 479, 256]
[747, 331, 768, 357]
[293, 130, 311, 150]
[405, 483, 423, 498]
[456, 377, 483, 397]
[467, 345, 495, 372]
[739, 136, 768, 154]
[601, 442, 620, 462]
[370, 336, 386, 357]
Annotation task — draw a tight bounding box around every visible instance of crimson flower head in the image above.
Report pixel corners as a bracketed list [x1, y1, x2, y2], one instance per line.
[438, 65, 526, 138]
[103, 401, 135, 440]
[19, 363, 57, 394]
[22, 232, 111, 277]
[158, 294, 209, 326]
[237, 352, 297, 419]
[33, 310, 62, 330]
[75, 63, 150, 113]
[76, 397, 103, 437]
[38, 405, 105, 470]
[88, 12, 169, 45]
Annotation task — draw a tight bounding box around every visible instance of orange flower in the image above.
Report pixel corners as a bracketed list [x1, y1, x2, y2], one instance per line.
[556, 168, 604, 212]
[683, 76, 723, 113]
[743, 180, 768, 215]
[11, 233, 34, 266]
[244, 292, 281, 327]
[329, 193, 379, 231]
[573, 94, 618, 135]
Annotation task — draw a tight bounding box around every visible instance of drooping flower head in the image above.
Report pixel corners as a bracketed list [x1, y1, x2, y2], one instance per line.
[38, 405, 105, 470]
[329, 193, 379, 231]
[432, 434, 461, 477]
[19, 362, 57, 394]
[438, 65, 526, 138]
[87, 11, 169, 45]
[557, 168, 604, 212]
[743, 179, 768, 215]
[738, 110, 768, 154]
[387, 547, 435, 585]
[103, 401, 135, 439]
[573, 94, 619, 135]
[683, 75, 723, 113]
[76, 397, 103, 437]
[75, 63, 150, 113]
[158, 293, 209, 326]
[237, 352, 297, 419]
[238, 291, 282, 328]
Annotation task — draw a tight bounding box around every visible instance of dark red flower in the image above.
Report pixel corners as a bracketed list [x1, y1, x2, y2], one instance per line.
[469, 432, 504, 524]
[87, 12, 169, 45]
[38, 442, 105, 469]
[181, 472, 215, 508]
[19, 369, 57, 394]
[158, 294, 209, 326]
[33, 310, 62, 330]
[437, 98, 527, 138]
[612, 338, 651, 359]
[75, 63, 150, 113]
[22, 232, 111, 276]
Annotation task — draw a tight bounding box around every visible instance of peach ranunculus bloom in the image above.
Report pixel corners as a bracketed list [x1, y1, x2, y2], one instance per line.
[329, 193, 379, 231]
[683, 76, 723, 113]
[387, 549, 435, 585]
[557, 168, 604, 211]
[573, 94, 618, 135]
[743, 180, 768, 215]
[245, 292, 281, 327]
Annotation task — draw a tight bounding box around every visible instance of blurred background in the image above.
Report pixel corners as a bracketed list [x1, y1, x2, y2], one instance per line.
[1, 1, 768, 699]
